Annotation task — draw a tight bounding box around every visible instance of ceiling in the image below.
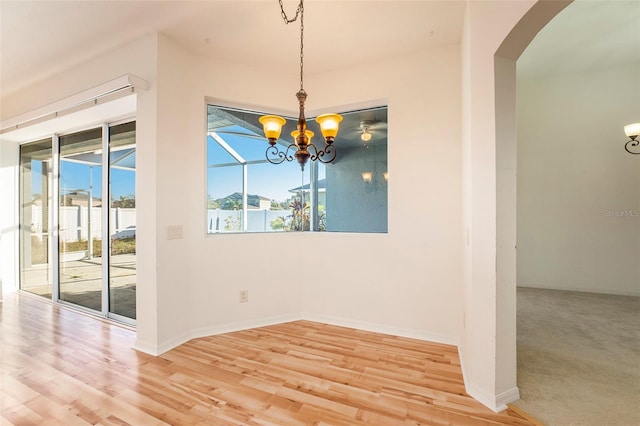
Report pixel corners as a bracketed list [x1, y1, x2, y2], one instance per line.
[0, 0, 465, 97]
[1, 0, 637, 100]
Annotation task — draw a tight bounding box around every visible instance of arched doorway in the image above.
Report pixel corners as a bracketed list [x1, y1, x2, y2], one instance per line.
[495, 0, 573, 409]
[494, 0, 640, 423]
[460, 0, 573, 412]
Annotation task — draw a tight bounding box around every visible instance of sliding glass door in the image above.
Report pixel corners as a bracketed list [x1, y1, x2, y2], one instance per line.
[59, 128, 104, 311]
[108, 122, 136, 320]
[19, 139, 53, 298]
[19, 121, 136, 324]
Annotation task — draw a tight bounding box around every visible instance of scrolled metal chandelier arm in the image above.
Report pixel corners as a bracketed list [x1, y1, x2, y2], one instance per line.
[625, 136, 640, 155]
[266, 143, 296, 164]
[309, 143, 337, 164]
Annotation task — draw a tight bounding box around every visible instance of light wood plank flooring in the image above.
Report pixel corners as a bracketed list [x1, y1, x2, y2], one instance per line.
[1, 293, 534, 425]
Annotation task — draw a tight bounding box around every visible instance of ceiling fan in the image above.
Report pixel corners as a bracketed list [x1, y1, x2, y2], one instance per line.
[358, 120, 387, 144]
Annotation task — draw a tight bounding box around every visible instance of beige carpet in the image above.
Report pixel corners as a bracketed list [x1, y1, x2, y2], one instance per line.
[515, 287, 640, 426]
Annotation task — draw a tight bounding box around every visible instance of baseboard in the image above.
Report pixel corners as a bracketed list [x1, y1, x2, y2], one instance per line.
[464, 383, 519, 413]
[300, 312, 461, 347]
[457, 344, 520, 413]
[456, 343, 472, 399]
[189, 313, 303, 342]
[135, 313, 304, 356]
[135, 312, 460, 355]
[518, 284, 640, 298]
[465, 381, 501, 412]
[496, 387, 520, 411]
[462, 381, 519, 412]
[134, 338, 164, 356]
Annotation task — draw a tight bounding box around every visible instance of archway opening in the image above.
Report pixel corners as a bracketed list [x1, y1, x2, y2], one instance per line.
[496, 0, 640, 423]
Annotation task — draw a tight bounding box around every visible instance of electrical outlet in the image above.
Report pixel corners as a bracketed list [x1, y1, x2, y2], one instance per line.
[239, 290, 248, 303]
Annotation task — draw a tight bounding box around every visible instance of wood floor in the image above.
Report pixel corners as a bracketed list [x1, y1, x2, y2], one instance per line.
[1, 293, 535, 425]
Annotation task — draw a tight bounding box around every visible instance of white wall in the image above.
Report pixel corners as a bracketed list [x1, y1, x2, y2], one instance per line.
[149, 34, 305, 351]
[461, 0, 570, 410]
[517, 63, 640, 296]
[461, 1, 533, 409]
[0, 0, 576, 412]
[303, 44, 463, 341]
[152, 35, 465, 348]
[0, 138, 18, 301]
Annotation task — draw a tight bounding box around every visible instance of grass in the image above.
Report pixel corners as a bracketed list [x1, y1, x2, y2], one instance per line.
[60, 238, 136, 256]
[28, 236, 136, 264]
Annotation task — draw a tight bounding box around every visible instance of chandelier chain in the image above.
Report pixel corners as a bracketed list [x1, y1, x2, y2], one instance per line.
[278, 0, 305, 91]
[278, 0, 302, 24]
[299, 3, 304, 91]
[264, 0, 341, 170]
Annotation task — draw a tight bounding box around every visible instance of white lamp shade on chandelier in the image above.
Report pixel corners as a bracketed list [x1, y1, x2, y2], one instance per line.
[624, 123, 640, 138]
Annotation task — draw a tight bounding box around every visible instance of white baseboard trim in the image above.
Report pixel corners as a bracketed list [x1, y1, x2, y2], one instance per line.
[300, 312, 461, 347]
[465, 382, 520, 413]
[135, 313, 460, 355]
[189, 313, 303, 342]
[135, 313, 303, 356]
[465, 381, 501, 413]
[518, 284, 640, 298]
[456, 343, 472, 398]
[134, 339, 163, 356]
[495, 387, 520, 411]
[456, 344, 520, 412]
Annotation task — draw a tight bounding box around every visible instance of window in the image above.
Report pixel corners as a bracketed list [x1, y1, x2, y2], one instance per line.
[206, 105, 387, 234]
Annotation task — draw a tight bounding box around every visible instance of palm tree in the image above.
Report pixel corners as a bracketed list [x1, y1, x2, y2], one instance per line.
[223, 199, 243, 210]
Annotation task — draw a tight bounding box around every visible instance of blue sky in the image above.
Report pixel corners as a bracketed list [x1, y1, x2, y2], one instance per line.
[207, 128, 325, 202]
[59, 161, 135, 200]
[30, 160, 135, 201]
[30, 127, 317, 203]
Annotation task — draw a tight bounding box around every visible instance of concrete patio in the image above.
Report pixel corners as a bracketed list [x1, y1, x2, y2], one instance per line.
[21, 253, 136, 319]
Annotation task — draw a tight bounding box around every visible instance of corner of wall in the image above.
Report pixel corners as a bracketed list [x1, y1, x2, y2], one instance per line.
[459, 341, 520, 412]
[0, 139, 19, 296]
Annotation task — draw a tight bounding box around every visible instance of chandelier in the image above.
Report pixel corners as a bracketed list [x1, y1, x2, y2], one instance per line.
[259, 0, 342, 170]
[623, 123, 640, 155]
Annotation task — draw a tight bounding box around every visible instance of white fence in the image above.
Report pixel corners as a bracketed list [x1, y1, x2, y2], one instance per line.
[30, 206, 136, 242]
[30, 207, 290, 239]
[207, 209, 288, 233]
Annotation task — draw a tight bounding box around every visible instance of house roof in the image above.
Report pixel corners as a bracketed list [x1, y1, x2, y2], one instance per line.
[222, 192, 271, 208]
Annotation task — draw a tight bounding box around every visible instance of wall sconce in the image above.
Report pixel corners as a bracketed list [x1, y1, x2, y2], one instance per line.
[361, 171, 388, 191]
[624, 123, 640, 155]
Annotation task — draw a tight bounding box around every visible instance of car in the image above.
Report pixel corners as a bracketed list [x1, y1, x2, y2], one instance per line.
[112, 225, 135, 240]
